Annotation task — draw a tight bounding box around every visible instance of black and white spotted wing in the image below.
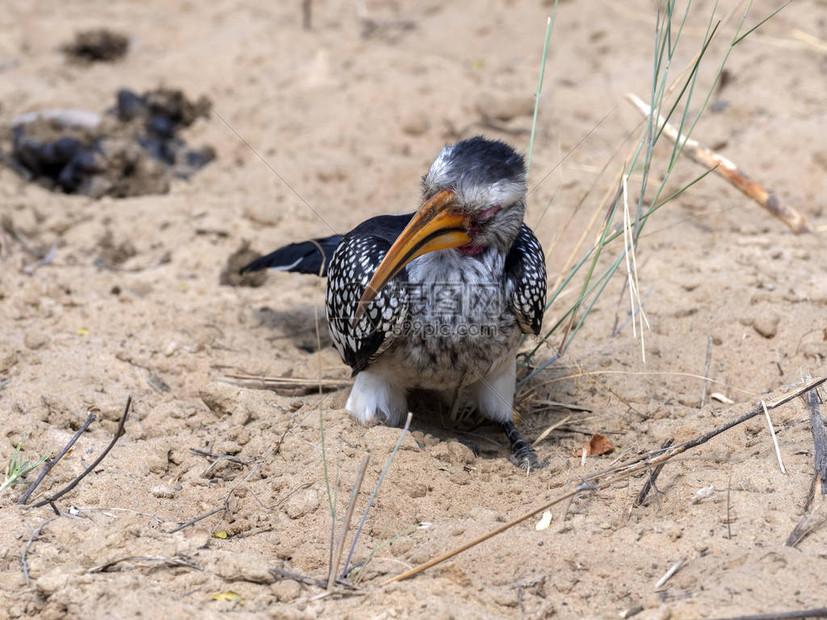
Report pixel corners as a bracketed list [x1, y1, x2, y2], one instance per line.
[504, 224, 547, 336]
[325, 214, 414, 374]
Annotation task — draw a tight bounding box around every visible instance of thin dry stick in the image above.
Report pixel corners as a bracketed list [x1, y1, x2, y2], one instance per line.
[271, 564, 326, 587]
[31, 397, 131, 509]
[785, 385, 827, 545]
[381, 485, 584, 586]
[381, 377, 826, 585]
[719, 608, 827, 620]
[18, 410, 97, 505]
[342, 413, 412, 578]
[626, 93, 812, 234]
[621, 172, 649, 361]
[726, 470, 733, 540]
[328, 452, 370, 590]
[785, 500, 826, 548]
[531, 414, 573, 448]
[555, 178, 624, 351]
[654, 558, 685, 589]
[700, 335, 713, 408]
[533, 369, 760, 397]
[792, 29, 827, 53]
[546, 167, 623, 292]
[761, 400, 787, 474]
[89, 554, 201, 573]
[189, 447, 248, 466]
[224, 373, 349, 390]
[21, 517, 59, 586]
[636, 438, 674, 506]
[805, 387, 827, 496]
[164, 506, 226, 534]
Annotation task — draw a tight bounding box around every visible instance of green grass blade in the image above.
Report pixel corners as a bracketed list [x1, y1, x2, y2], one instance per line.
[733, 2, 789, 46]
[526, 6, 558, 178]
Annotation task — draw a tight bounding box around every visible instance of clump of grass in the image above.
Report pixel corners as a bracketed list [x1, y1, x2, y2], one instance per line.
[1, 434, 49, 496]
[521, 0, 781, 383]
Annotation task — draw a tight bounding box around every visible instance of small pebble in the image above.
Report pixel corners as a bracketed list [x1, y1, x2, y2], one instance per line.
[753, 310, 780, 338]
[150, 483, 177, 499]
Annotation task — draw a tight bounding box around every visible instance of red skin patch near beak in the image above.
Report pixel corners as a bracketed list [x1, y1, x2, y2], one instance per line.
[457, 242, 486, 256]
[456, 205, 501, 256]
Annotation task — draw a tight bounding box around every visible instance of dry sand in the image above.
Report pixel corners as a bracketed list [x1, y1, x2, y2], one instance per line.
[1, 0, 826, 618]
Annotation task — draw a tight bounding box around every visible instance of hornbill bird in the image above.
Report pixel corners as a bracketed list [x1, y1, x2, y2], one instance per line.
[242, 137, 547, 469]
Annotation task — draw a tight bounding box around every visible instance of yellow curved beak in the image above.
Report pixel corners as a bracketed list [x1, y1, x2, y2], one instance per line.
[354, 189, 470, 321]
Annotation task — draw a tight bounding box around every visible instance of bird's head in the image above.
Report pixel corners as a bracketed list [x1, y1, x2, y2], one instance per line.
[356, 137, 527, 317]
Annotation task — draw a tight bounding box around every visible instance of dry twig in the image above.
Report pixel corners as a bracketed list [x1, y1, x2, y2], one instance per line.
[342, 413, 412, 579]
[328, 453, 370, 589]
[18, 410, 97, 505]
[224, 373, 349, 393]
[785, 384, 827, 546]
[31, 397, 131, 509]
[701, 335, 713, 408]
[805, 387, 827, 497]
[189, 447, 249, 466]
[20, 517, 59, 586]
[627, 93, 812, 234]
[165, 506, 226, 534]
[761, 400, 787, 474]
[89, 554, 201, 573]
[635, 438, 674, 506]
[726, 471, 733, 540]
[271, 564, 324, 587]
[785, 501, 826, 548]
[717, 608, 827, 620]
[654, 558, 685, 589]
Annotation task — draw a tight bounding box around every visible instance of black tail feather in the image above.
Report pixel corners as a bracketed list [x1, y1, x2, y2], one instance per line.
[240, 236, 342, 277]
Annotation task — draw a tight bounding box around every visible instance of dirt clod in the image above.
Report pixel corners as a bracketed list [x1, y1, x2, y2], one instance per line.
[221, 241, 267, 287]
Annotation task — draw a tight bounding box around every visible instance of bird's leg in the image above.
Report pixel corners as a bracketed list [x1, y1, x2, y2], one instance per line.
[467, 359, 545, 471]
[502, 421, 544, 472]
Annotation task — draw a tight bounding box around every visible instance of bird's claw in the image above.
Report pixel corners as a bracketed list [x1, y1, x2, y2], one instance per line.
[502, 420, 546, 473]
[510, 445, 547, 472]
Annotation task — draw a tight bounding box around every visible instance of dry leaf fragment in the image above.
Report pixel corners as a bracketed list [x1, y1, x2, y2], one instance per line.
[572, 433, 616, 458]
[211, 591, 242, 602]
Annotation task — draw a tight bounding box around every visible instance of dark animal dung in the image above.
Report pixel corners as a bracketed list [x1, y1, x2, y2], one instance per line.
[5, 88, 216, 198]
[62, 29, 130, 63]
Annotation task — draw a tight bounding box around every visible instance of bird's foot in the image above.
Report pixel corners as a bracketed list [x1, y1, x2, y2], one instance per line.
[502, 421, 546, 472]
[510, 445, 545, 472]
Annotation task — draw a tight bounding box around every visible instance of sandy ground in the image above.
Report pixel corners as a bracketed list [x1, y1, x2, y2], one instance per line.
[1, 0, 827, 618]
